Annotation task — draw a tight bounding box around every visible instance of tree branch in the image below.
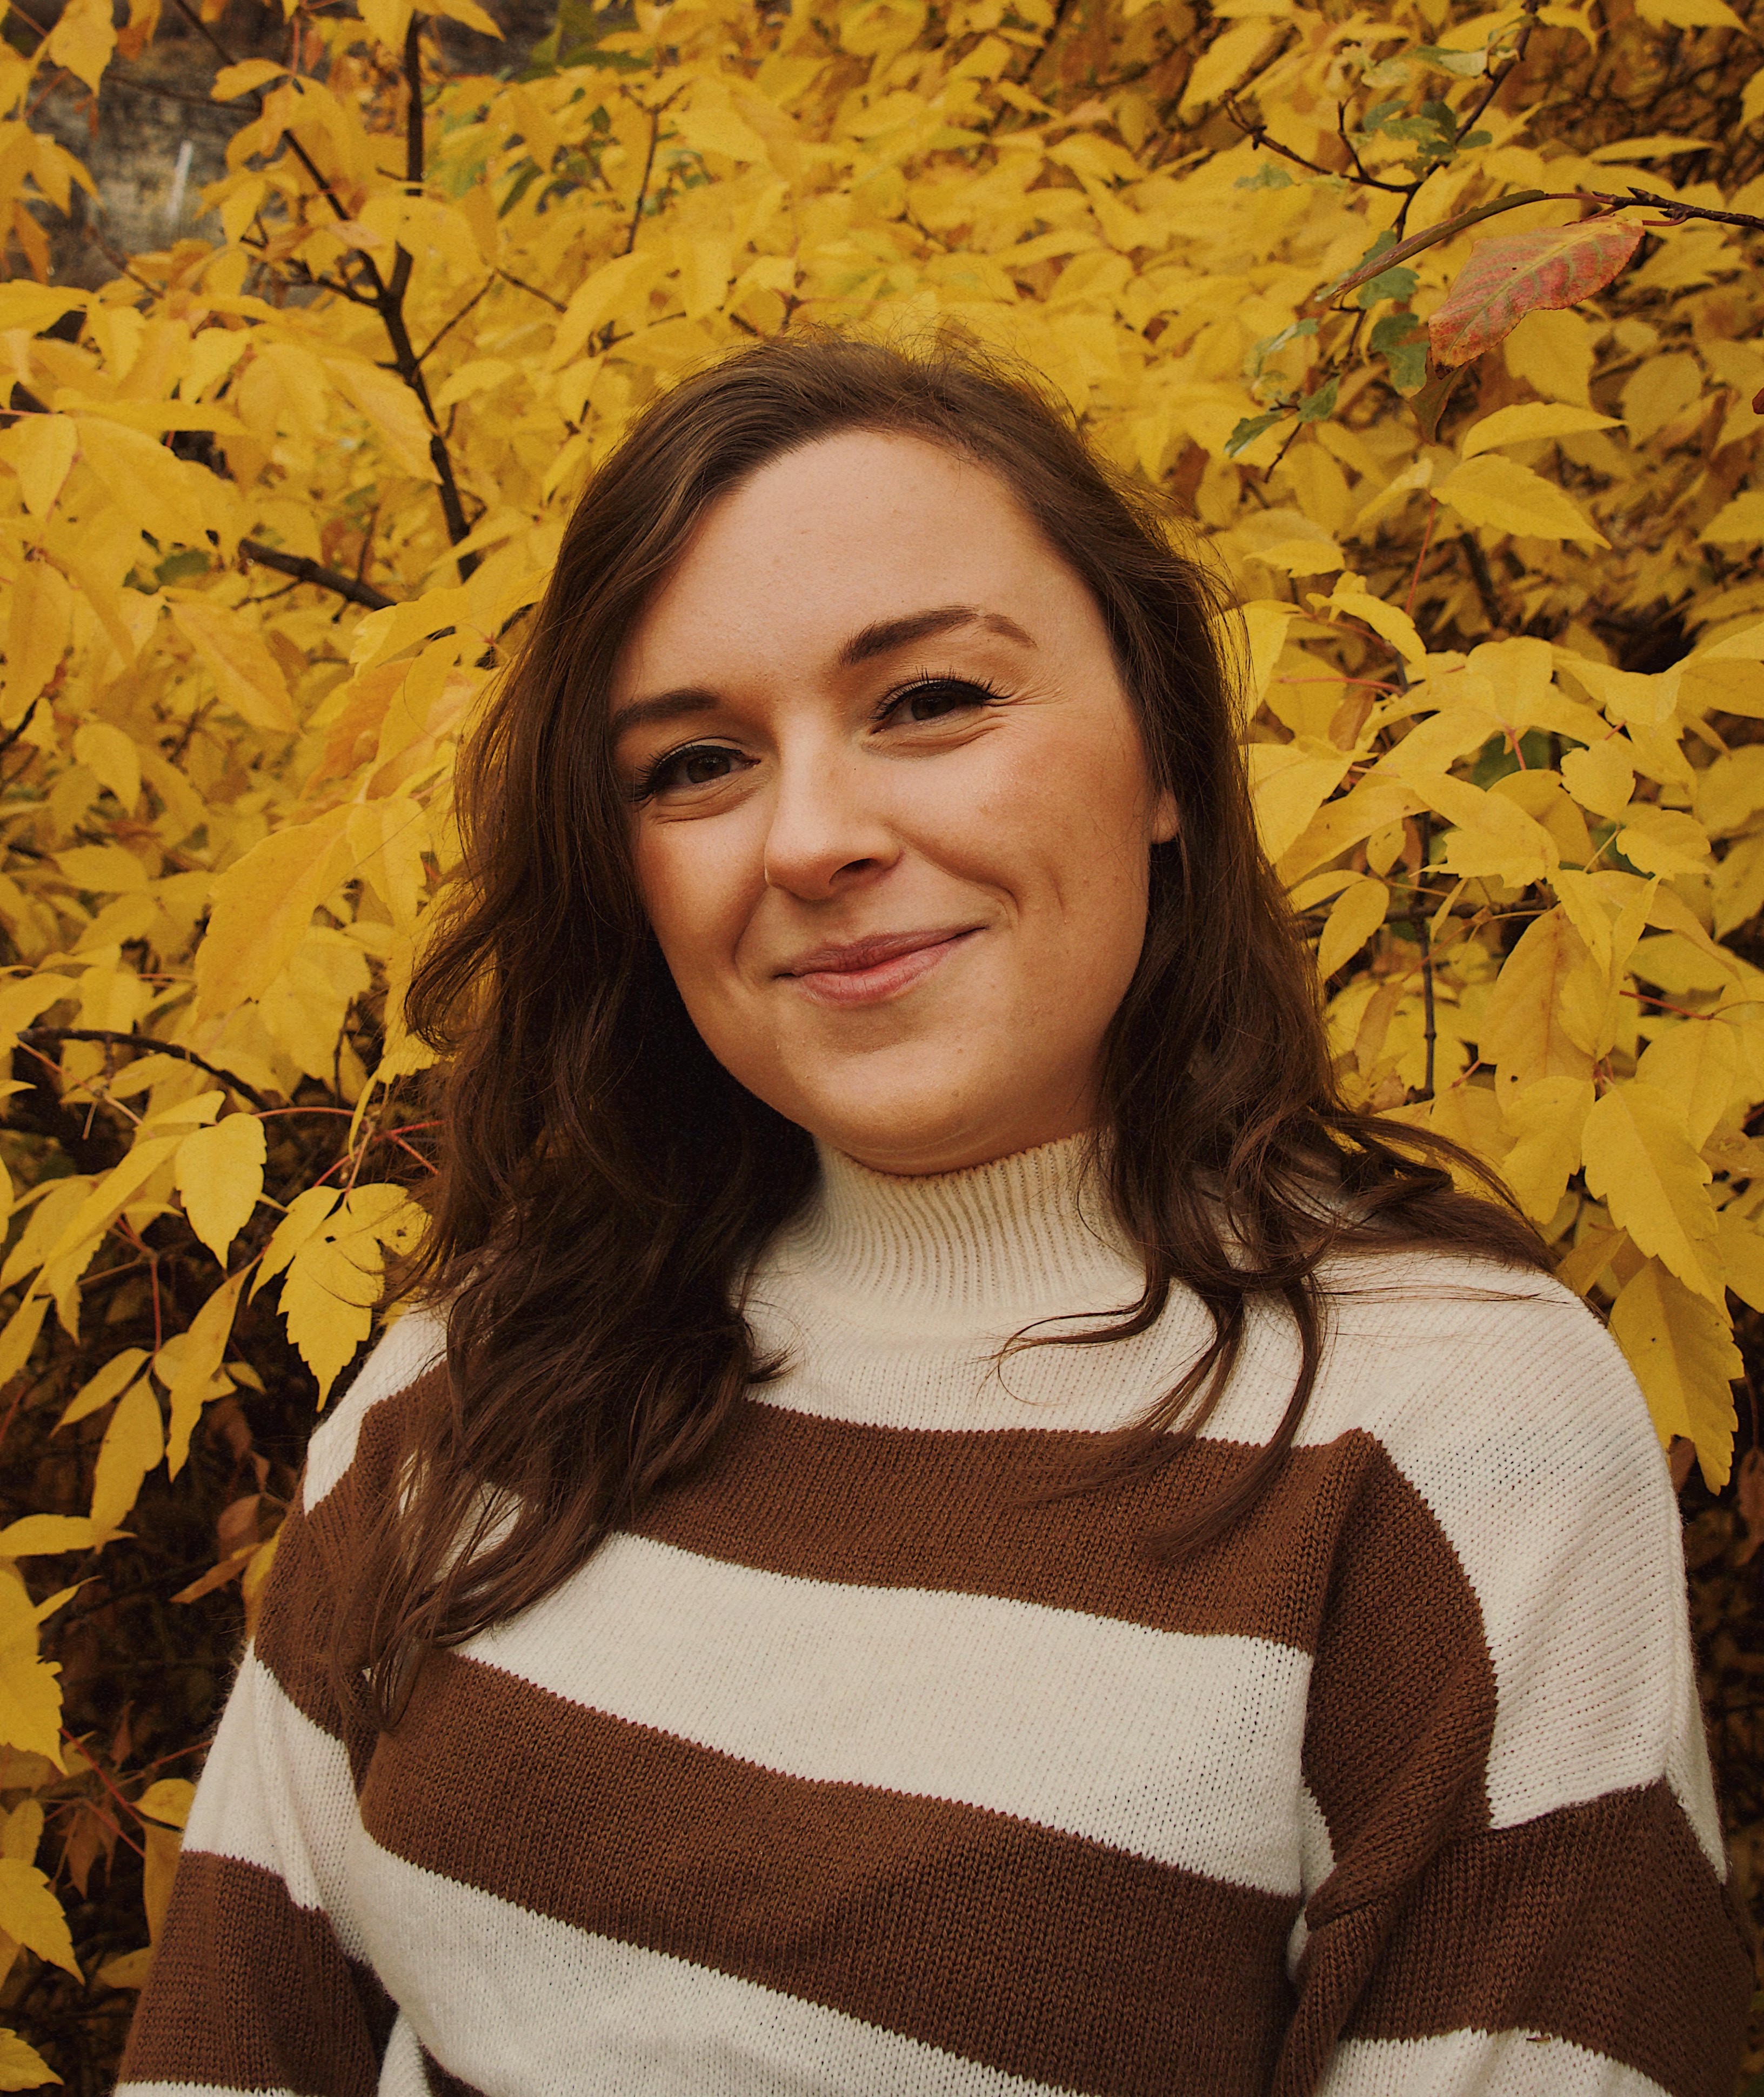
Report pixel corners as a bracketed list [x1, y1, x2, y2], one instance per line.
[239, 539, 395, 610]
[18, 1031, 277, 1114]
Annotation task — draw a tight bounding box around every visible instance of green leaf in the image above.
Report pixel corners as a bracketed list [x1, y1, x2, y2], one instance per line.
[1412, 43, 1487, 74]
[1225, 410, 1292, 457]
[1354, 265, 1419, 309]
[1296, 376, 1339, 424]
[1234, 162, 1293, 189]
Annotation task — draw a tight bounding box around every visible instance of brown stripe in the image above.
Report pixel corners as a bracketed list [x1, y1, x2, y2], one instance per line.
[420, 2042, 490, 2097]
[120, 1850, 396, 2094]
[362, 1646, 1298, 2097]
[633, 1397, 1384, 1646]
[1333, 1781, 1749, 2097]
[1300, 1435, 1494, 1885]
[254, 1368, 447, 1782]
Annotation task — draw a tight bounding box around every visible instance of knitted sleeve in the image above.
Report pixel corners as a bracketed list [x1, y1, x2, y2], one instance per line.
[115, 1313, 446, 2097]
[1276, 1283, 1750, 2097]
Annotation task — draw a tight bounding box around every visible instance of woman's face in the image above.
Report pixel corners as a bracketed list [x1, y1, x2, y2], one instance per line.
[612, 430, 1177, 1177]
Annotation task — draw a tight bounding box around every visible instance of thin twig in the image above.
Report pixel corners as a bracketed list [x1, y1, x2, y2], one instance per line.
[239, 539, 395, 612]
[498, 267, 565, 313]
[416, 275, 495, 365]
[18, 1030, 277, 1114]
[1458, 531, 1505, 631]
[623, 95, 677, 257]
[1416, 812, 1436, 1100]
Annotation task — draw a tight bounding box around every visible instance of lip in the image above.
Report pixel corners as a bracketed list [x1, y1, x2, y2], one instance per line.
[779, 926, 982, 1009]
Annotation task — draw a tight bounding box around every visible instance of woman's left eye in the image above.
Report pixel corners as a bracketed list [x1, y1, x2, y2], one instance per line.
[883, 678, 996, 725]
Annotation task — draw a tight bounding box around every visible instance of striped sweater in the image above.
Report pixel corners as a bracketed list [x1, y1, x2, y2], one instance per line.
[120, 1135, 1748, 2097]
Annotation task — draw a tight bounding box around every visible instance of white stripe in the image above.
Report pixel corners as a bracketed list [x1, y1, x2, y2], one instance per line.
[468, 1530, 1310, 1895]
[347, 1825, 1080, 2097]
[117, 2086, 288, 2097]
[1287, 1781, 1335, 1980]
[304, 1305, 446, 1513]
[182, 1649, 370, 1961]
[1320, 2029, 1671, 2096]
[1211, 1260, 1710, 1840]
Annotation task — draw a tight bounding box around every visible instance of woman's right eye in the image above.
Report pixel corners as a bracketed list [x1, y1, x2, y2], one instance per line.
[639, 743, 751, 798]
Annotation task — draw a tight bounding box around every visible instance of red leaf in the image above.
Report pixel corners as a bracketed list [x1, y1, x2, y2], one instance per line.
[1427, 218, 1643, 368]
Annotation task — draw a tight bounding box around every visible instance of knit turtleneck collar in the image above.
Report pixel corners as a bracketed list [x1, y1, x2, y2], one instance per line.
[771, 1132, 1145, 1329]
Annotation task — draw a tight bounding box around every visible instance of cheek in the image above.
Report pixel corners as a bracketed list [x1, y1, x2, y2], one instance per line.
[631, 830, 740, 992]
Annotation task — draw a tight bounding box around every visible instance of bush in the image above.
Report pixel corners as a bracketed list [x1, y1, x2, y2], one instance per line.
[0, 0, 1762, 2082]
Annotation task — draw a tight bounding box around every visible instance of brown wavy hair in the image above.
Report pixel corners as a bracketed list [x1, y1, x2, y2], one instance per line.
[345, 329, 1547, 1725]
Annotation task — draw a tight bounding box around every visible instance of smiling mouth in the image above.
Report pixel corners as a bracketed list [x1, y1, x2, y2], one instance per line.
[780, 927, 981, 1008]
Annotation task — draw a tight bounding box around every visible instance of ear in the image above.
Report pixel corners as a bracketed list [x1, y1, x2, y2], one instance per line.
[1150, 787, 1180, 845]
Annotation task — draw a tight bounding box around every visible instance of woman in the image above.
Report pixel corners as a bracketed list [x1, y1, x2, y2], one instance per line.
[121, 333, 1748, 2097]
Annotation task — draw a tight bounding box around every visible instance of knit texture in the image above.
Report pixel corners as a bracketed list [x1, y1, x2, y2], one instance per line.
[119, 1135, 1749, 2096]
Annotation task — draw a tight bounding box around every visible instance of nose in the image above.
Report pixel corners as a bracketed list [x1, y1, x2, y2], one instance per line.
[761, 744, 900, 899]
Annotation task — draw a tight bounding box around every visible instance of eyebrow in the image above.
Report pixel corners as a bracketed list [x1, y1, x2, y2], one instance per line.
[609, 605, 1035, 743]
[837, 605, 1035, 666]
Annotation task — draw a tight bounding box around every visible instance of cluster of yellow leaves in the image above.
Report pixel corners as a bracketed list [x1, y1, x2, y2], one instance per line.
[0, 0, 1755, 2068]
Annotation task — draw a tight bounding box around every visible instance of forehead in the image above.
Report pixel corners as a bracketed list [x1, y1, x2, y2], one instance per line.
[614, 430, 1088, 690]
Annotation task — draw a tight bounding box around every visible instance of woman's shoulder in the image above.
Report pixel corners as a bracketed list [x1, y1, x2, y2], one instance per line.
[1217, 1243, 1673, 1527]
[299, 1301, 449, 1518]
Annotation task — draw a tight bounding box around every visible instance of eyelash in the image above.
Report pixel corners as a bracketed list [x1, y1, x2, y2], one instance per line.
[627, 671, 1007, 804]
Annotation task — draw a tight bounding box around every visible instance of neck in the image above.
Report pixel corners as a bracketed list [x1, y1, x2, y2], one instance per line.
[771, 1131, 1143, 1328]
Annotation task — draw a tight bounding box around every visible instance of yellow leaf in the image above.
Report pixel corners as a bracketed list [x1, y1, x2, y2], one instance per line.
[1326, 576, 1427, 669]
[57, 1348, 148, 1430]
[0, 1576, 61, 1768]
[1180, 18, 1277, 111]
[168, 602, 295, 735]
[1559, 737, 1634, 819]
[1582, 1081, 1723, 1303]
[1702, 491, 1764, 546]
[241, 1525, 279, 1641]
[1635, 0, 1746, 28]
[0, 1298, 48, 1394]
[1459, 403, 1619, 458]
[88, 1379, 162, 1533]
[548, 255, 668, 370]
[1717, 1210, 1764, 1312]
[55, 845, 146, 894]
[1432, 454, 1608, 546]
[212, 57, 283, 97]
[1317, 877, 1387, 979]
[253, 1185, 342, 1297]
[1609, 1258, 1740, 1488]
[1498, 1074, 1593, 1224]
[4, 563, 70, 724]
[0, 1860, 76, 1977]
[142, 1821, 179, 1945]
[427, 0, 501, 30]
[1613, 806, 1711, 880]
[277, 1183, 417, 1404]
[1481, 909, 1598, 1094]
[96, 1946, 151, 1991]
[163, 1270, 246, 1477]
[0, 1518, 93, 1557]
[173, 1116, 265, 1267]
[323, 359, 439, 484]
[37, 1136, 183, 1279]
[0, 419, 77, 522]
[135, 1778, 193, 1829]
[1635, 1021, 1739, 1151]
[75, 420, 208, 551]
[71, 723, 139, 812]
[1247, 742, 1353, 861]
[1397, 767, 1558, 886]
[43, 0, 113, 91]
[194, 805, 355, 1018]
[0, 2028, 59, 2089]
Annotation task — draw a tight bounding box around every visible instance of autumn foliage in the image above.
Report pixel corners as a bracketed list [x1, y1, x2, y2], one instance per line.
[0, 0, 1760, 2080]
